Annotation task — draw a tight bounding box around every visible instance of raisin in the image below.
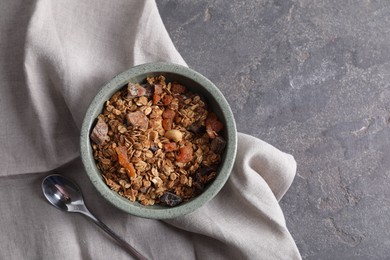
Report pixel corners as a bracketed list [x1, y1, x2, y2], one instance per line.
[193, 182, 204, 191]
[149, 146, 159, 152]
[210, 136, 227, 154]
[160, 192, 183, 207]
[171, 83, 186, 94]
[195, 166, 216, 179]
[188, 121, 205, 134]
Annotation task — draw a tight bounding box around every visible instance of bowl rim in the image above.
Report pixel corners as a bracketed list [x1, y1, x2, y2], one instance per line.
[80, 62, 237, 219]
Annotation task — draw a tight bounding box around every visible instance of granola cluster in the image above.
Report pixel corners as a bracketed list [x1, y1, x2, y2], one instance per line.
[90, 75, 226, 207]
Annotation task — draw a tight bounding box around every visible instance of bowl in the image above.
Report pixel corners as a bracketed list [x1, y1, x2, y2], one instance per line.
[80, 62, 237, 219]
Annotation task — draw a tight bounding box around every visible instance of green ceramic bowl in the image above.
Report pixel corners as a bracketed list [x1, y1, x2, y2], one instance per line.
[80, 62, 237, 219]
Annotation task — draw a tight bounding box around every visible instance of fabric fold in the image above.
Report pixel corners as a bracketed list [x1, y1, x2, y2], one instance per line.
[165, 133, 301, 260]
[0, 0, 301, 259]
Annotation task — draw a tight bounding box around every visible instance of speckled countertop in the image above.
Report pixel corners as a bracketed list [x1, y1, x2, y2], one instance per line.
[157, 1, 390, 259]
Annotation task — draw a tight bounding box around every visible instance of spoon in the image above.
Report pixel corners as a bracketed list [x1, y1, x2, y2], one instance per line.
[42, 174, 147, 260]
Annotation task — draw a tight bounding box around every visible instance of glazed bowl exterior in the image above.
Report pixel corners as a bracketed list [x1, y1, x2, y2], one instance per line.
[80, 62, 237, 219]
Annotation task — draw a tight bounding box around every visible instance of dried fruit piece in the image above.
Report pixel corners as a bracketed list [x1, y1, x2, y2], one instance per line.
[162, 118, 173, 130]
[90, 117, 109, 145]
[160, 191, 182, 207]
[115, 146, 136, 177]
[127, 83, 153, 98]
[210, 136, 227, 154]
[149, 146, 159, 152]
[195, 166, 216, 179]
[127, 83, 146, 98]
[188, 121, 205, 134]
[162, 109, 175, 119]
[176, 145, 193, 163]
[164, 142, 178, 152]
[205, 112, 224, 138]
[171, 83, 186, 94]
[126, 163, 136, 178]
[154, 84, 163, 94]
[153, 94, 161, 104]
[163, 95, 173, 105]
[126, 111, 149, 131]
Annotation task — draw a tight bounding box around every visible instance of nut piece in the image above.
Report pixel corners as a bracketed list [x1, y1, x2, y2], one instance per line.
[164, 130, 183, 142]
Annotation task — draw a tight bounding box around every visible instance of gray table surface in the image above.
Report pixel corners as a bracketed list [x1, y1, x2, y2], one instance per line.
[157, 1, 390, 259]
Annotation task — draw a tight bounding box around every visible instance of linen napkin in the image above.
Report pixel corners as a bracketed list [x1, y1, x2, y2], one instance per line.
[0, 0, 301, 259]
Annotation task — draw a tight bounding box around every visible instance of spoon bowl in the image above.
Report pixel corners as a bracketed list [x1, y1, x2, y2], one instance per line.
[42, 174, 147, 260]
[42, 174, 84, 212]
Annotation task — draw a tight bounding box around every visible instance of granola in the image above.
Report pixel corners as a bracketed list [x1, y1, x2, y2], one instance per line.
[90, 75, 226, 207]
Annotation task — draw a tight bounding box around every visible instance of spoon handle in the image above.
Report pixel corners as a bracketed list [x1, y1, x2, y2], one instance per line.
[78, 209, 148, 260]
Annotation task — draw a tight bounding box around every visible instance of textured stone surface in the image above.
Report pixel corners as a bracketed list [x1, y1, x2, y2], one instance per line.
[157, 0, 390, 259]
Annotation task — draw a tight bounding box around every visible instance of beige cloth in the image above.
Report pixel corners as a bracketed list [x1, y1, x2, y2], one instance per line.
[0, 0, 301, 259]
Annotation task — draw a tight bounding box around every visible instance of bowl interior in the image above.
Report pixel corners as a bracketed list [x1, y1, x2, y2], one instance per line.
[80, 63, 237, 219]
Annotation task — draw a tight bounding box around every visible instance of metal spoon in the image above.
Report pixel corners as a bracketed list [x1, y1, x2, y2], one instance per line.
[42, 174, 147, 260]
